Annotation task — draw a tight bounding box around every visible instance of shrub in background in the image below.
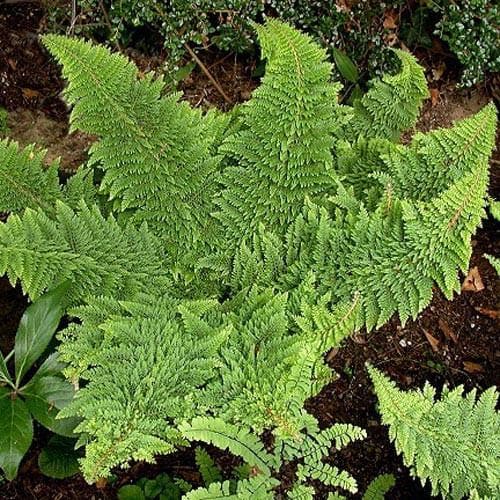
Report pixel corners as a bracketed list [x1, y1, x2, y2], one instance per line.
[44, 1, 406, 79]
[433, 0, 500, 86]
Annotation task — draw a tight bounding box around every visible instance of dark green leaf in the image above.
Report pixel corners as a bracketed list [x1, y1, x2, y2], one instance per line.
[333, 48, 359, 83]
[15, 282, 70, 385]
[118, 485, 146, 500]
[0, 353, 11, 384]
[144, 478, 163, 498]
[38, 435, 80, 479]
[31, 352, 66, 382]
[23, 376, 79, 436]
[0, 390, 33, 480]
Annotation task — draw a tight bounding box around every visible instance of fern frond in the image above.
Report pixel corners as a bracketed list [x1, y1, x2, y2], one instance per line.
[184, 481, 236, 499]
[0, 201, 168, 301]
[347, 49, 429, 141]
[58, 297, 228, 483]
[195, 447, 222, 486]
[179, 417, 277, 475]
[367, 364, 500, 499]
[297, 462, 358, 493]
[0, 139, 61, 213]
[216, 19, 340, 243]
[287, 483, 314, 499]
[383, 104, 497, 201]
[362, 473, 396, 500]
[42, 35, 223, 262]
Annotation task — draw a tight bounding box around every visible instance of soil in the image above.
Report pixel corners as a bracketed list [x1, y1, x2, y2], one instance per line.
[0, 3, 498, 500]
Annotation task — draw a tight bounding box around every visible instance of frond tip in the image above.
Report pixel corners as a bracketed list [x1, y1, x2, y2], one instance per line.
[367, 364, 500, 499]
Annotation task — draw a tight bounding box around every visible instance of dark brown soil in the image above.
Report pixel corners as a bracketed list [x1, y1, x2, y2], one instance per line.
[0, 3, 498, 500]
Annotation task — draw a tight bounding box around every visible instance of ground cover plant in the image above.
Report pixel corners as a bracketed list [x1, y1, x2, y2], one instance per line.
[0, 19, 498, 497]
[0, 283, 78, 480]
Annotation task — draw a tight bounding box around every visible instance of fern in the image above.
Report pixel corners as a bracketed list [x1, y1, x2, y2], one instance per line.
[216, 19, 342, 244]
[362, 474, 396, 500]
[0, 20, 497, 491]
[180, 416, 365, 498]
[0, 140, 61, 213]
[0, 201, 167, 302]
[367, 364, 500, 499]
[346, 49, 429, 141]
[59, 298, 229, 483]
[43, 35, 228, 265]
[195, 447, 222, 486]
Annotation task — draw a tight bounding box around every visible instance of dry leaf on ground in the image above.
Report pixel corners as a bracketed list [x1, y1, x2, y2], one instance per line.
[463, 361, 484, 373]
[438, 318, 458, 343]
[461, 266, 485, 292]
[422, 328, 440, 352]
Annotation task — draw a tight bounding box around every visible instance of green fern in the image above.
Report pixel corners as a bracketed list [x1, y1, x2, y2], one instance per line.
[346, 49, 429, 141]
[0, 140, 61, 213]
[180, 416, 365, 498]
[0, 20, 497, 491]
[42, 34, 228, 265]
[362, 473, 396, 500]
[195, 447, 222, 486]
[59, 297, 229, 482]
[367, 364, 500, 499]
[216, 19, 342, 244]
[0, 201, 168, 302]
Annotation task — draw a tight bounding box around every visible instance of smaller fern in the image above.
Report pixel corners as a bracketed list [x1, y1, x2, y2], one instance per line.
[180, 416, 366, 498]
[362, 474, 396, 500]
[367, 364, 500, 499]
[195, 447, 222, 486]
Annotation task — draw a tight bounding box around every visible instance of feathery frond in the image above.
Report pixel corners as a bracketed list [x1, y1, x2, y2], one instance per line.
[368, 364, 500, 499]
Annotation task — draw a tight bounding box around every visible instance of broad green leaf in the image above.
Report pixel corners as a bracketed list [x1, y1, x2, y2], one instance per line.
[38, 435, 80, 479]
[0, 353, 11, 384]
[15, 281, 70, 385]
[118, 485, 146, 500]
[0, 389, 33, 480]
[30, 352, 66, 382]
[332, 48, 359, 83]
[23, 376, 78, 437]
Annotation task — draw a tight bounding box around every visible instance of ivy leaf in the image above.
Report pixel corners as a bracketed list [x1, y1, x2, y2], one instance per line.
[15, 281, 70, 385]
[23, 376, 79, 437]
[332, 48, 359, 83]
[0, 388, 34, 480]
[38, 435, 80, 479]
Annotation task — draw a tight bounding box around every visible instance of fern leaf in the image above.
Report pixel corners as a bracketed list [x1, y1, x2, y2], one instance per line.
[362, 473, 396, 500]
[287, 483, 314, 499]
[383, 104, 497, 201]
[216, 19, 341, 243]
[59, 296, 228, 483]
[179, 417, 277, 475]
[367, 364, 500, 499]
[183, 480, 235, 499]
[347, 49, 429, 141]
[0, 201, 168, 301]
[42, 35, 223, 262]
[0, 139, 61, 213]
[195, 447, 222, 486]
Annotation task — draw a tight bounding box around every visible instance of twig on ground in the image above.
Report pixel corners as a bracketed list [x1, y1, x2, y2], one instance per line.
[184, 43, 232, 105]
